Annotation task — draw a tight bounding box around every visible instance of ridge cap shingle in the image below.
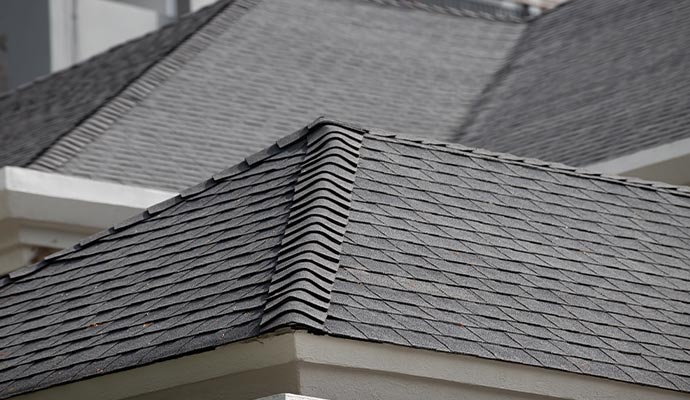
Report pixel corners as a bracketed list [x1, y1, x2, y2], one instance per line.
[260, 121, 366, 332]
[368, 131, 690, 199]
[363, 0, 528, 23]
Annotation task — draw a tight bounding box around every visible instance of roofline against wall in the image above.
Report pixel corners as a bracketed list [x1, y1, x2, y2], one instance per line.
[11, 331, 688, 400]
[0, 166, 175, 228]
[0, 166, 175, 274]
[586, 137, 690, 185]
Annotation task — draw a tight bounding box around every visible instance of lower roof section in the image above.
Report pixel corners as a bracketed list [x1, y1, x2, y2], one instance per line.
[12, 331, 690, 400]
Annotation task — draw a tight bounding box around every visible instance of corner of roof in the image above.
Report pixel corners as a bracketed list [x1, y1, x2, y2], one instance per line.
[0, 117, 363, 283]
[2, 118, 371, 331]
[259, 117, 368, 333]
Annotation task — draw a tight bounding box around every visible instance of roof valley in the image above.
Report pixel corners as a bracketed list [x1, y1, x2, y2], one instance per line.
[260, 122, 366, 332]
[28, 0, 260, 173]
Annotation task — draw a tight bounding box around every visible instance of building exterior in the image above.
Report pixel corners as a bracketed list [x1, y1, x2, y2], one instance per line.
[2, 119, 690, 399]
[1, 0, 688, 278]
[0, 2, 689, 397]
[0, 0, 216, 91]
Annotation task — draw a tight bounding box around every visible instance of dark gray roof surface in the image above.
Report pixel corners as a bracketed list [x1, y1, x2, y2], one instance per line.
[2, 120, 690, 397]
[11, 0, 524, 191]
[0, 0, 230, 168]
[458, 0, 690, 166]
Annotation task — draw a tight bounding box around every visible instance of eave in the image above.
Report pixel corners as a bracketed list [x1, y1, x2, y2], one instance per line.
[0, 166, 174, 274]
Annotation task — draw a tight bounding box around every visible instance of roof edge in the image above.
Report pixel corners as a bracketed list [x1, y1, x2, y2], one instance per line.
[260, 121, 367, 332]
[364, 0, 527, 23]
[369, 131, 690, 198]
[1, 117, 368, 285]
[29, 0, 259, 171]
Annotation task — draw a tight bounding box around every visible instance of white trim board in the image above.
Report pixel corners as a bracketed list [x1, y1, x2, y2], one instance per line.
[586, 137, 690, 185]
[12, 331, 690, 400]
[0, 166, 175, 273]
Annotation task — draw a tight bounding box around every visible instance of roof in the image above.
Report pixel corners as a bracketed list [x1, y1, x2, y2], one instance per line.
[458, 0, 690, 166]
[2, 119, 690, 397]
[0, 0, 230, 169]
[0, 0, 524, 191]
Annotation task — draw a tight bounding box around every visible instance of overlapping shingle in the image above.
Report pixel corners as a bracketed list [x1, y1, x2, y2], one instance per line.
[0, 0, 524, 191]
[459, 0, 690, 166]
[1, 120, 689, 397]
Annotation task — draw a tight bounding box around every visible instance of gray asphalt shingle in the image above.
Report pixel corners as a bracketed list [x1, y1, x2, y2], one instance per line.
[0, 0, 523, 192]
[459, 0, 690, 166]
[1, 119, 690, 397]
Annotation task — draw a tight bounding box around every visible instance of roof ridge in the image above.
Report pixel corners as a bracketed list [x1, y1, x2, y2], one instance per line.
[363, 0, 527, 23]
[28, 0, 260, 171]
[1, 118, 368, 284]
[369, 131, 690, 198]
[260, 122, 366, 332]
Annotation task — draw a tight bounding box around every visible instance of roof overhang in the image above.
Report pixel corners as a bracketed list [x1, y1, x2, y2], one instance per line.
[586, 137, 690, 185]
[11, 331, 689, 400]
[0, 166, 175, 274]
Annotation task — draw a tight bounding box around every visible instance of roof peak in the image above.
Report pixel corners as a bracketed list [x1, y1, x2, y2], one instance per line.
[261, 122, 365, 331]
[3, 118, 367, 285]
[7, 116, 690, 286]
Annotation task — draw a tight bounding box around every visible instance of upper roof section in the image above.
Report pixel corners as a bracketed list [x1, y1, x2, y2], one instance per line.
[458, 0, 690, 167]
[0, 0, 524, 191]
[1, 119, 690, 397]
[0, 0, 230, 169]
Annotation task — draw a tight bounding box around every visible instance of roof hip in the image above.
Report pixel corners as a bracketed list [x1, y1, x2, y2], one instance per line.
[261, 121, 366, 332]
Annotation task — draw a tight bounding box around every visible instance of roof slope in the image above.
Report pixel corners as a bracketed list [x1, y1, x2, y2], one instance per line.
[458, 0, 690, 166]
[0, 0, 230, 168]
[2, 119, 690, 397]
[0, 0, 524, 191]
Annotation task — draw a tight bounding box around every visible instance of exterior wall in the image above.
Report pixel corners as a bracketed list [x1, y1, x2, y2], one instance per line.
[0, 0, 170, 91]
[0, 167, 174, 273]
[0, 0, 52, 90]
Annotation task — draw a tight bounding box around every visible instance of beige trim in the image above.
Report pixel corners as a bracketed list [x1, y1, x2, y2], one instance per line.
[12, 332, 690, 400]
[587, 137, 690, 185]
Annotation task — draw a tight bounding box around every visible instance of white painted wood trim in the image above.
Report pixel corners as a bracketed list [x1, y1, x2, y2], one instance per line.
[12, 332, 690, 400]
[0, 166, 174, 229]
[586, 137, 690, 185]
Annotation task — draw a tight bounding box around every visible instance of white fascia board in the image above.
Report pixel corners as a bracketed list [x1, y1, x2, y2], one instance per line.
[586, 137, 690, 184]
[0, 166, 175, 230]
[294, 333, 689, 400]
[254, 395, 330, 400]
[14, 332, 690, 400]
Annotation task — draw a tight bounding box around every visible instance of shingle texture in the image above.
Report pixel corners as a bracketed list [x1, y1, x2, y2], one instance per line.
[2, 120, 690, 397]
[0, 0, 229, 168]
[13, 0, 523, 191]
[0, 134, 308, 397]
[459, 0, 690, 166]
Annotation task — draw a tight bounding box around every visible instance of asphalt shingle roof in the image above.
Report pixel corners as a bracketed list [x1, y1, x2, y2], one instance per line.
[458, 0, 690, 166]
[0, 0, 523, 191]
[2, 119, 690, 397]
[0, 0, 230, 168]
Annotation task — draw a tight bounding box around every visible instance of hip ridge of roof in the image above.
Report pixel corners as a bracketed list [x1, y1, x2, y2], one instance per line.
[260, 120, 367, 332]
